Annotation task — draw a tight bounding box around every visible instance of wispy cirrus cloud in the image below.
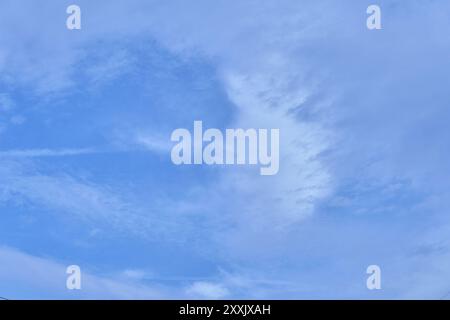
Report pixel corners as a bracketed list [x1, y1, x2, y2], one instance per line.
[0, 148, 98, 158]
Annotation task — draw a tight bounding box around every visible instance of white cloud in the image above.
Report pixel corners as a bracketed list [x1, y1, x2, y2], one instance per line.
[0, 148, 97, 158]
[0, 160, 150, 235]
[120, 269, 149, 281]
[185, 281, 229, 299]
[84, 49, 134, 87]
[0, 158, 207, 243]
[135, 133, 172, 154]
[0, 246, 166, 299]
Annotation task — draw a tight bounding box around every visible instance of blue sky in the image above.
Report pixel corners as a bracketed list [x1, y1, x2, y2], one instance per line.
[1, 0, 450, 299]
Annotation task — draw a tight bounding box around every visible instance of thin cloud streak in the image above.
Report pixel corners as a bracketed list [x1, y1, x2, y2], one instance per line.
[0, 148, 99, 158]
